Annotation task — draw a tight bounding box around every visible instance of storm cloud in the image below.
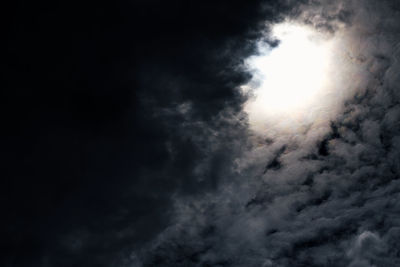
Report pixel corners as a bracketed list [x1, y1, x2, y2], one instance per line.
[3, 0, 400, 266]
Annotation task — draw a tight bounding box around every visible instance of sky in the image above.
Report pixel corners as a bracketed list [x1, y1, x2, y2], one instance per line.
[3, 0, 400, 266]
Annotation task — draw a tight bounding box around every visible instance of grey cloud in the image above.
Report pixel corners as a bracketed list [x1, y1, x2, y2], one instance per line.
[136, 1, 400, 266]
[5, 0, 400, 266]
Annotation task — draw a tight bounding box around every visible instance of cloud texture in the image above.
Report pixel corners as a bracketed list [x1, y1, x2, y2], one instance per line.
[3, 0, 400, 266]
[137, 1, 400, 266]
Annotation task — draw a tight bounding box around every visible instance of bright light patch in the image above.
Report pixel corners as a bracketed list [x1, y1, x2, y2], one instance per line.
[243, 22, 335, 134]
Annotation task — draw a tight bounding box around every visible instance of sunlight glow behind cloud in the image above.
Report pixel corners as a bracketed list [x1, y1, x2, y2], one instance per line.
[243, 22, 339, 135]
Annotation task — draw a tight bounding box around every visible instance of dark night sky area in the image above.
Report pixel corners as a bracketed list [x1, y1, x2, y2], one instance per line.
[3, 0, 400, 266]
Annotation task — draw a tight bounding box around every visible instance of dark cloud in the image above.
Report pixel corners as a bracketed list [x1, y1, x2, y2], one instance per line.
[4, 0, 400, 266]
[136, 1, 400, 267]
[3, 0, 293, 266]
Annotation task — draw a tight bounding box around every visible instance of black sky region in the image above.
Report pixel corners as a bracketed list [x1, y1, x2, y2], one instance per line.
[3, 0, 400, 266]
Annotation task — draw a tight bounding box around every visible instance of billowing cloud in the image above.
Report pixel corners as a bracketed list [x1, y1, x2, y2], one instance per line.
[136, 1, 400, 266]
[3, 0, 400, 266]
